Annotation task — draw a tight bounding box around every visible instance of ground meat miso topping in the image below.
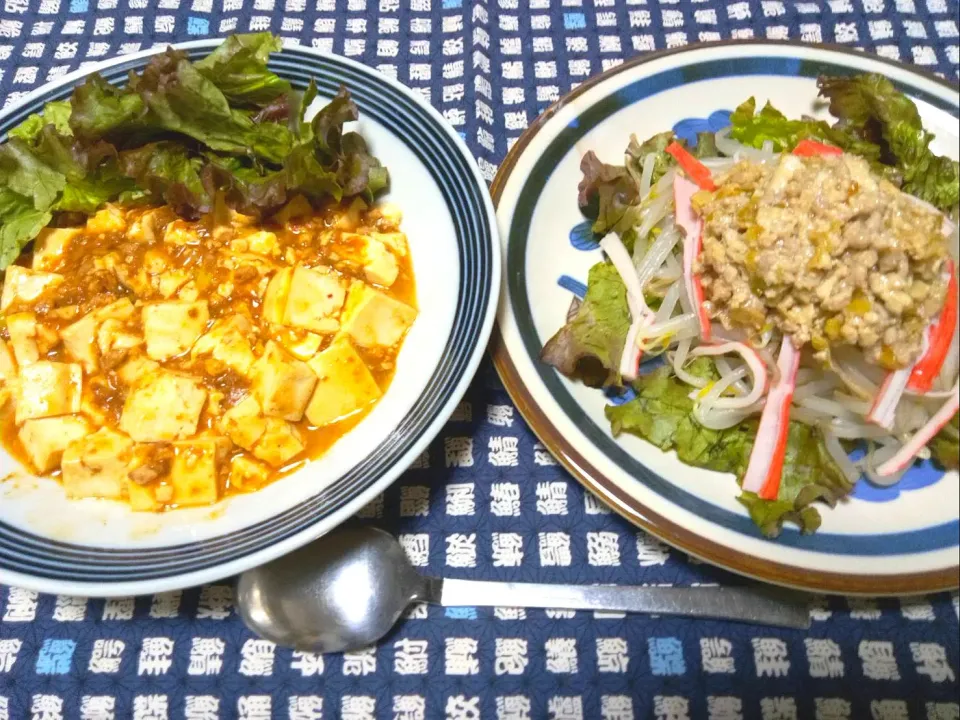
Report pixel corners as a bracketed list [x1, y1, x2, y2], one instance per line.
[695, 153, 950, 369]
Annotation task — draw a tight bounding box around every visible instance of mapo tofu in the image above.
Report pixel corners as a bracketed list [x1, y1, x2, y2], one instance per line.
[0, 197, 417, 510]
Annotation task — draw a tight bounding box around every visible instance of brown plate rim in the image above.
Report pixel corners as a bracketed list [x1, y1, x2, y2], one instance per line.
[490, 39, 960, 596]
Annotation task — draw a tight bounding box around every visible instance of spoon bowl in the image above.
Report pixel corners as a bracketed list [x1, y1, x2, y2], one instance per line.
[237, 526, 427, 653]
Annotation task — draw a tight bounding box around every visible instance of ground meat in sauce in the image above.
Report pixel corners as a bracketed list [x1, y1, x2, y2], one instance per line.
[695, 153, 950, 369]
[0, 198, 418, 511]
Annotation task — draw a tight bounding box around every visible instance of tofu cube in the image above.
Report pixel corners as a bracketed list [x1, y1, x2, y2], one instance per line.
[370, 202, 402, 227]
[219, 394, 267, 450]
[34, 324, 58, 356]
[32, 228, 81, 272]
[86, 206, 126, 234]
[6, 313, 39, 366]
[243, 230, 280, 257]
[126, 479, 160, 512]
[18, 415, 93, 473]
[340, 283, 417, 348]
[97, 318, 143, 356]
[143, 301, 209, 361]
[229, 454, 272, 491]
[0, 338, 16, 382]
[253, 417, 304, 467]
[341, 233, 399, 287]
[143, 250, 169, 275]
[95, 298, 137, 322]
[282, 265, 346, 334]
[305, 339, 382, 426]
[156, 269, 191, 298]
[15, 361, 82, 425]
[61, 299, 137, 372]
[81, 393, 110, 426]
[370, 231, 408, 257]
[60, 313, 97, 371]
[127, 208, 171, 244]
[192, 315, 256, 376]
[61, 427, 134, 499]
[177, 281, 200, 302]
[116, 356, 160, 386]
[276, 329, 323, 361]
[1, 265, 64, 312]
[251, 341, 318, 421]
[119, 371, 207, 442]
[334, 197, 368, 231]
[262, 267, 293, 324]
[363, 236, 399, 287]
[169, 436, 230, 507]
[163, 220, 199, 245]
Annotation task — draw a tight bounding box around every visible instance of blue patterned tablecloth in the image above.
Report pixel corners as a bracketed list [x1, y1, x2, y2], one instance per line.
[0, 1, 959, 718]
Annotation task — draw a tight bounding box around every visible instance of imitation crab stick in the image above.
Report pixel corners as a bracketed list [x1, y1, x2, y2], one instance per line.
[868, 263, 956, 428]
[673, 175, 712, 343]
[792, 138, 844, 157]
[665, 141, 716, 191]
[867, 361, 917, 431]
[876, 381, 960, 476]
[908, 261, 957, 393]
[742, 336, 801, 501]
[599, 233, 656, 382]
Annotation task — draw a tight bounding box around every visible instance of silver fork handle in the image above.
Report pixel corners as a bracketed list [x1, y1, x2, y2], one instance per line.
[430, 579, 810, 629]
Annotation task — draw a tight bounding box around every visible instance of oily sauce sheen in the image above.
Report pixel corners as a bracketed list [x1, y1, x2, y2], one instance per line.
[0, 197, 417, 510]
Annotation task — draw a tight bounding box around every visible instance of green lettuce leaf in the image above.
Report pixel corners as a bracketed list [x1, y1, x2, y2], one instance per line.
[0, 188, 52, 268]
[729, 97, 826, 151]
[0, 33, 390, 269]
[579, 131, 678, 240]
[201, 90, 386, 216]
[8, 100, 73, 142]
[625, 131, 677, 187]
[194, 32, 291, 108]
[578, 151, 640, 237]
[309, 88, 389, 200]
[297, 79, 319, 139]
[817, 74, 960, 211]
[605, 361, 855, 537]
[930, 411, 959, 471]
[284, 143, 343, 203]
[729, 96, 884, 167]
[119, 143, 211, 216]
[202, 154, 289, 215]
[69, 74, 146, 142]
[693, 131, 719, 159]
[6, 118, 141, 216]
[128, 48, 295, 164]
[540, 261, 631, 388]
[0, 138, 66, 209]
[69, 48, 295, 164]
[55, 164, 141, 214]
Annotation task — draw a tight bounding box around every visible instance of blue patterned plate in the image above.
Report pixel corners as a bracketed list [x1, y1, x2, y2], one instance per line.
[493, 41, 959, 594]
[0, 40, 499, 596]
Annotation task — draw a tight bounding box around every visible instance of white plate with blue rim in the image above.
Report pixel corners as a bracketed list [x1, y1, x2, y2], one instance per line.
[492, 41, 959, 595]
[0, 40, 499, 597]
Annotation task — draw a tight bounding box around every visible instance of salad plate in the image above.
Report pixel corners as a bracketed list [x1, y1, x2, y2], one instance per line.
[493, 41, 959, 595]
[0, 38, 498, 596]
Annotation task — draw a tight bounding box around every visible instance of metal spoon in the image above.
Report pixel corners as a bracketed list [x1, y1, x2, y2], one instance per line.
[236, 526, 810, 653]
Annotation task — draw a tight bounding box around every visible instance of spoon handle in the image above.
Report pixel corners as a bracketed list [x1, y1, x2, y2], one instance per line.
[431, 579, 810, 629]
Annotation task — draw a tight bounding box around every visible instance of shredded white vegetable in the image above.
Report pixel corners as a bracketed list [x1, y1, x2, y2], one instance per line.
[554, 126, 959, 498]
[639, 152, 656, 200]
